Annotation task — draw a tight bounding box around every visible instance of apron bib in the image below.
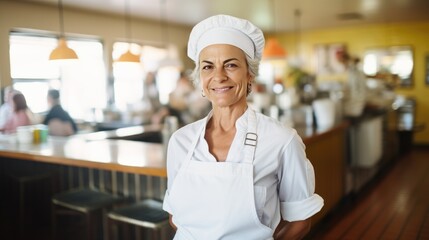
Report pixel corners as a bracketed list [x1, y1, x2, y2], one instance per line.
[168, 110, 273, 240]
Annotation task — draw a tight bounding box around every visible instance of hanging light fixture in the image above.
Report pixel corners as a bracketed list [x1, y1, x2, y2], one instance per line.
[292, 8, 304, 67]
[157, 0, 182, 69]
[263, 38, 286, 58]
[49, 0, 78, 60]
[262, 0, 286, 59]
[117, 0, 140, 63]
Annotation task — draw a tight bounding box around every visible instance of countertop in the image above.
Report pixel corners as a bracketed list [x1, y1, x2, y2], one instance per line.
[0, 134, 166, 177]
[0, 121, 349, 177]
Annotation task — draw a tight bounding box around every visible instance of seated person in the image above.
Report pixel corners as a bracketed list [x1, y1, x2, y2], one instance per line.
[0, 86, 17, 129]
[0, 92, 33, 134]
[43, 89, 77, 136]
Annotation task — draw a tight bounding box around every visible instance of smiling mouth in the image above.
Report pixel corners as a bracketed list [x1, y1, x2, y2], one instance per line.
[211, 86, 233, 93]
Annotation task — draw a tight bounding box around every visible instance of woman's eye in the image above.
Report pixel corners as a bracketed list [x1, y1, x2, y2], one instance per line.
[225, 63, 237, 69]
[202, 65, 212, 70]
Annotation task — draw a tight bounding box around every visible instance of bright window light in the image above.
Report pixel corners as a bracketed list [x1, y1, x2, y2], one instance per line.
[112, 42, 181, 110]
[9, 33, 107, 122]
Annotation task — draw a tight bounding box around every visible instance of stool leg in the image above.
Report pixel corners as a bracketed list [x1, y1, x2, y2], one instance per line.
[101, 209, 107, 240]
[135, 225, 141, 240]
[19, 181, 25, 240]
[51, 203, 57, 240]
[86, 211, 94, 240]
[106, 216, 112, 240]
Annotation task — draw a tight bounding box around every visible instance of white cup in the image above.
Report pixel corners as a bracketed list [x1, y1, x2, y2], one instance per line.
[16, 126, 34, 144]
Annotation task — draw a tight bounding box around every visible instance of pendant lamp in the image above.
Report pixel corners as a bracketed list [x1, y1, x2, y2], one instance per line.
[49, 0, 78, 60]
[117, 0, 140, 63]
[262, 0, 286, 60]
[157, 0, 183, 69]
[117, 49, 140, 62]
[263, 38, 287, 58]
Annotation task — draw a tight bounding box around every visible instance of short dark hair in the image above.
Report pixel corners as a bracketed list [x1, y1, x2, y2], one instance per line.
[48, 89, 60, 100]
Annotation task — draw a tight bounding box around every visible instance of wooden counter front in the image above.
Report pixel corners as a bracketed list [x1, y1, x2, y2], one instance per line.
[0, 137, 166, 177]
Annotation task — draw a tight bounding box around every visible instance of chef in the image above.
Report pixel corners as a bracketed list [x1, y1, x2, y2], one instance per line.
[163, 14, 324, 240]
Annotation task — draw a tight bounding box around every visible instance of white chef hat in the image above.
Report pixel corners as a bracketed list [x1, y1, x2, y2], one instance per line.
[187, 14, 265, 62]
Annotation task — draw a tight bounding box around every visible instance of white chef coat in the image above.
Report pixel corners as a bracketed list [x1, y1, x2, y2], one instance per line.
[163, 107, 324, 230]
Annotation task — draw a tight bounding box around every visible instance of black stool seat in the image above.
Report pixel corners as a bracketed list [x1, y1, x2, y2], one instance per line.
[52, 188, 126, 240]
[53, 188, 124, 213]
[108, 199, 169, 229]
[9, 168, 55, 182]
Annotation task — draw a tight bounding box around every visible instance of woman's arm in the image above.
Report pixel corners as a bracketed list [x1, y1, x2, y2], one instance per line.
[273, 219, 311, 240]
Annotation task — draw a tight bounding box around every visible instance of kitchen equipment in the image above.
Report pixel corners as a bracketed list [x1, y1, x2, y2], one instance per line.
[313, 98, 336, 129]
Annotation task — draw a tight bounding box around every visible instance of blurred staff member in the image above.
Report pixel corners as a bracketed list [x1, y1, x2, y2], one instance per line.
[43, 89, 77, 136]
[0, 92, 33, 134]
[162, 14, 323, 240]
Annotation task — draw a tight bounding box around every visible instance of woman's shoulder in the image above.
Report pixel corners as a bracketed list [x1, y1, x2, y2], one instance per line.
[254, 111, 298, 142]
[171, 118, 205, 144]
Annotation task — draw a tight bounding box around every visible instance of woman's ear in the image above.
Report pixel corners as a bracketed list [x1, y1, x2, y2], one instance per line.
[247, 72, 254, 82]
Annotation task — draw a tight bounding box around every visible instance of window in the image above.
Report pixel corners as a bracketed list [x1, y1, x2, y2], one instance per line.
[9, 32, 107, 122]
[112, 42, 180, 112]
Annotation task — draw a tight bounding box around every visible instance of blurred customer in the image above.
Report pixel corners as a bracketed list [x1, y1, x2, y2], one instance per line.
[0, 92, 33, 134]
[144, 71, 162, 112]
[127, 71, 163, 124]
[169, 71, 195, 112]
[43, 89, 77, 136]
[151, 71, 210, 125]
[0, 86, 18, 129]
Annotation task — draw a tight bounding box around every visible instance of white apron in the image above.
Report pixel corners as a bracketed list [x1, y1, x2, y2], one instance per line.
[168, 110, 273, 240]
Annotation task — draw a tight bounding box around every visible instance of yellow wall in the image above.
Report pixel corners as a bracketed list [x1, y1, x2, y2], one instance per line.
[278, 21, 429, 145]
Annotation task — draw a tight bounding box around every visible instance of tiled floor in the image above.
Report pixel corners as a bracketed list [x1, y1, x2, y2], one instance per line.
[307, 147, 429, 240]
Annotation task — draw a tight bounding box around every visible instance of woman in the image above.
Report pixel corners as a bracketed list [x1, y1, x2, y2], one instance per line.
[163, 15, 324, 240]
[1, 92, 33, 134]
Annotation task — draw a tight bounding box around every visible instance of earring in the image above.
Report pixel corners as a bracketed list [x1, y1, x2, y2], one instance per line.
[247, 83, 252, 96]
[201, 90, 206, 97]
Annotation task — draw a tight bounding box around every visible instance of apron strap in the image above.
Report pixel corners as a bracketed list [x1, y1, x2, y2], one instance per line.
[183, 118, 207, 166]
[243, 109, 257, 164]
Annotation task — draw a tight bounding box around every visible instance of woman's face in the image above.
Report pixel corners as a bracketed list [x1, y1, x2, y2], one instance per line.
[199, 44, 252, 108]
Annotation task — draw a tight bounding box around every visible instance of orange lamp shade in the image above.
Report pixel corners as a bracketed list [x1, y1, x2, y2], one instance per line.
[262, 38, 286, 59]
[117, 49, 140, 63]
[49, 38, 78, 60]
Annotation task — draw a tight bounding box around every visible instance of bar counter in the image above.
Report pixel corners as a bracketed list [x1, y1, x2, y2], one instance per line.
[0, 137, 166, 177]
[0, 122, 348, 178]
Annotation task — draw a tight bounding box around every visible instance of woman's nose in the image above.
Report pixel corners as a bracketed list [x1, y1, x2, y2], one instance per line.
[213, 68, 227, 82]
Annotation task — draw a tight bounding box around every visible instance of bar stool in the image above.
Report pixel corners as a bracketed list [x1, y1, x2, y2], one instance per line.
[5, 166, 58, 240]
[52, 188, 125, 240]
[107, 199, 170, 240]
[51, 169, 126, 240]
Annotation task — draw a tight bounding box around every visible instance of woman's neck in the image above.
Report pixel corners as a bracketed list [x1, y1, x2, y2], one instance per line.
[209, 103, 248, 131]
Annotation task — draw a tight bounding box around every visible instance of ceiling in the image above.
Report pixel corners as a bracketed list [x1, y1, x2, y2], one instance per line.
[24, 0, 429, 32]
